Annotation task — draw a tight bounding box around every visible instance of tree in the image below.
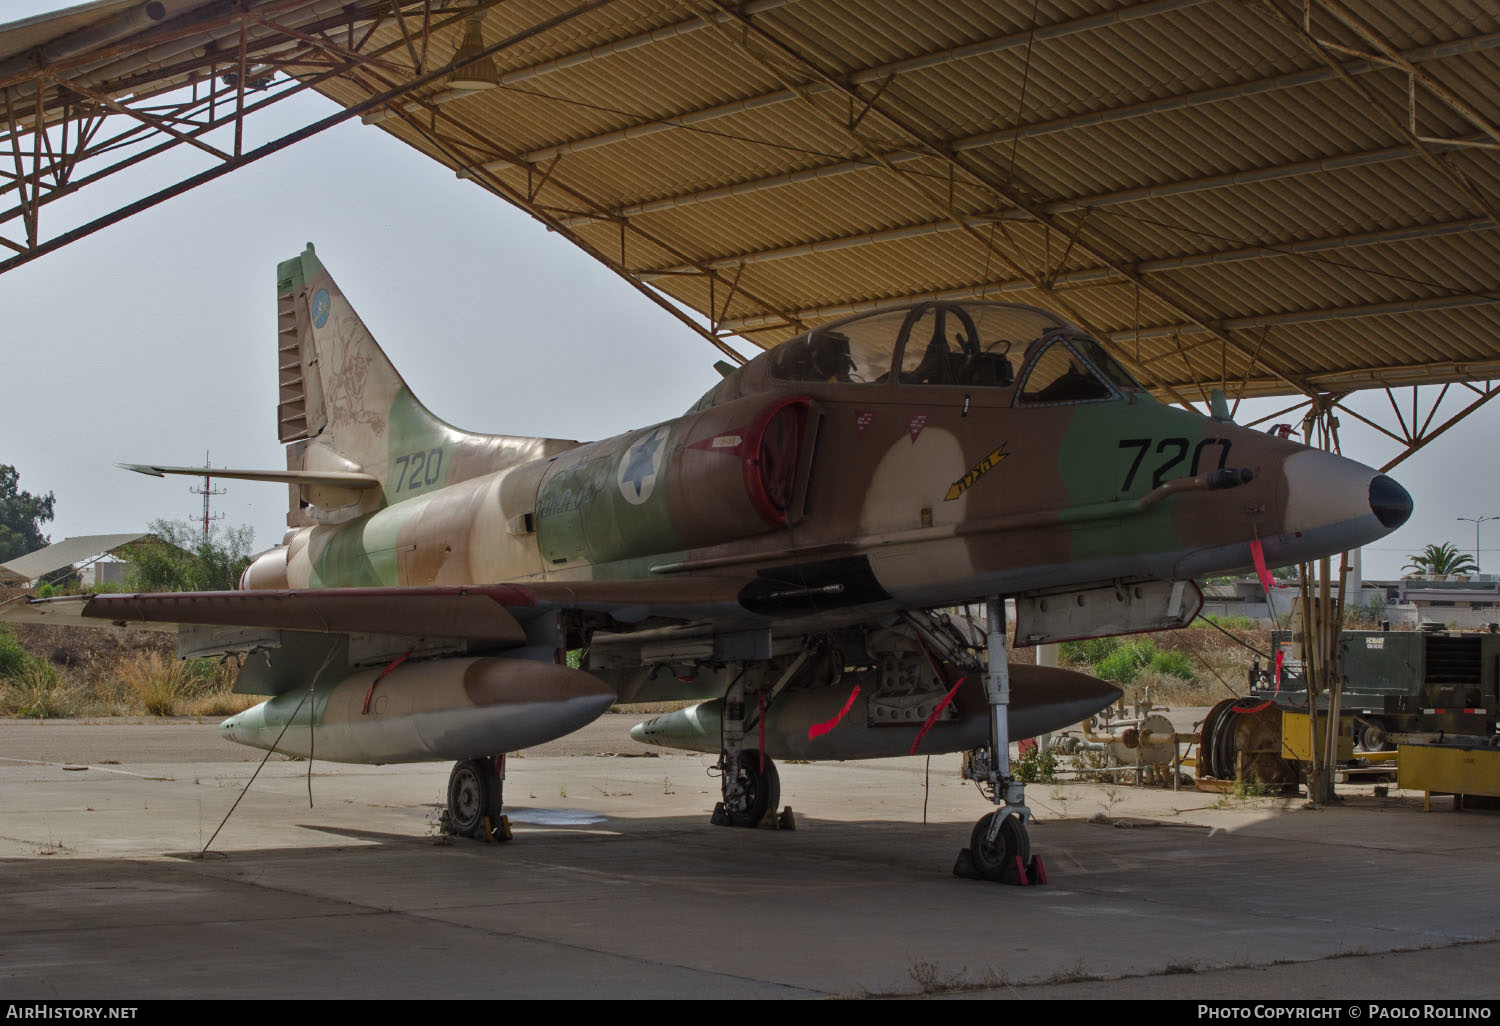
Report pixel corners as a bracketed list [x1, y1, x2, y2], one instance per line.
[120, 519, 254, 592]
[0, 465, 55, 562]
[1404, 542, 1479, 577]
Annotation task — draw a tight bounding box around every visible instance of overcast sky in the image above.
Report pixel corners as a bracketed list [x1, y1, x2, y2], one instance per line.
[5, 1, 1499, 581]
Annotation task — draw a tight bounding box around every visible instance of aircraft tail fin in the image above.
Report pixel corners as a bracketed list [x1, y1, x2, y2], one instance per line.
[272, 244, 578, 526]
[274, 244, 456, 496]
[276, 243, 422, 452]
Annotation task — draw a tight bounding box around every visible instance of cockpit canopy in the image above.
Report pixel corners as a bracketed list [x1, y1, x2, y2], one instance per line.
[774, 300, 1139, 394]
[695, 301, 1146, 413]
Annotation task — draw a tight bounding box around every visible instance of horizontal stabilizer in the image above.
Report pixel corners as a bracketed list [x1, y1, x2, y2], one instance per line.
[118, 463, 380, 489]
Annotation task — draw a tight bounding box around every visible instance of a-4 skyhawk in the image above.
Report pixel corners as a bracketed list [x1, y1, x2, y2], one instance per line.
[6, 244, 1412, 878]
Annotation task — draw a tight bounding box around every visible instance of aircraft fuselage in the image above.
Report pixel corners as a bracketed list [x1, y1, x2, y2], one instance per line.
[243, 306, 1408, 638]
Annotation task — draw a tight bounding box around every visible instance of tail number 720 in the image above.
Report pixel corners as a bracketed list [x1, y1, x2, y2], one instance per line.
[1118, 437, 1231, 490]
[393, 447, 444, 492]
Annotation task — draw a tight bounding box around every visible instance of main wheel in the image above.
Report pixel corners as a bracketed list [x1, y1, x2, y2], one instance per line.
[969, 811, 1030, 882]
[445, 758, 501, 838]
[722, 751, 780, 828]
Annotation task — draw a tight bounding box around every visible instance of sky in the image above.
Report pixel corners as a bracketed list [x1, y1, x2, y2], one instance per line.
[4, 1, 1500, 581]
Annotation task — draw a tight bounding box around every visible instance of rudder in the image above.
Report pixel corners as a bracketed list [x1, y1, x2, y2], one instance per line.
[276, 242, 414, 465]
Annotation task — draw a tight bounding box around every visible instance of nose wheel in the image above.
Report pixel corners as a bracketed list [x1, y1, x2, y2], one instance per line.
[968, 811, 1030, 881]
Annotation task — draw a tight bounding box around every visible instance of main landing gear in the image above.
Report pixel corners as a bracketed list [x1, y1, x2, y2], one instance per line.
[710, 672, 791, 829]
[712, 748, 781, 827]
[956, 596, 1046, 885]
[442, 755, 512, 841]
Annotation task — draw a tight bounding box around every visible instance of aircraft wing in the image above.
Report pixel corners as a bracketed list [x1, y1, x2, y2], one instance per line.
[0, 578, 749, 641]
[0, 593, 177, 633]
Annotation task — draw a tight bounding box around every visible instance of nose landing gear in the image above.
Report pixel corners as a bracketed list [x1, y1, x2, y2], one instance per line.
[955, 596, 1046, 885]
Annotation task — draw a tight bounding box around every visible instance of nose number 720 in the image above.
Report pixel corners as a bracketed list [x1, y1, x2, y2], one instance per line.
[1118, 437, 1232, 491]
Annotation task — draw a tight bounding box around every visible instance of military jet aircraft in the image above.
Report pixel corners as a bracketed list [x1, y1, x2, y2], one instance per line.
[5, 243, 1412, 879]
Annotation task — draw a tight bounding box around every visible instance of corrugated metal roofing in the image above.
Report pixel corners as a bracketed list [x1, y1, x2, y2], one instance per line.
[4, 0, 1500, 400]
[0, 533, 147, 583]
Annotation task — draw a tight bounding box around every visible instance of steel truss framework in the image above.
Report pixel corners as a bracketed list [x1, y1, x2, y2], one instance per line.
[0, 0, 421, 262]
[3, 0, 1500, 468]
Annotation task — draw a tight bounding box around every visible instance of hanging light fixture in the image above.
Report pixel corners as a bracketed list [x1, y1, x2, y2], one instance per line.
[449, 10, 498, 91]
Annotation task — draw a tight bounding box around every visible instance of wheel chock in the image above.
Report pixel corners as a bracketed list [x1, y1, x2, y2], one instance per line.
[710, 802, 730, 826]
[761, 805, 796, 830]
[999, 855, 1031, 885]
[483, 815, 512, 843]
[952, 847, 984, 880]
[1027, 854, 1047, 885]
[954, 849, 1050, 885]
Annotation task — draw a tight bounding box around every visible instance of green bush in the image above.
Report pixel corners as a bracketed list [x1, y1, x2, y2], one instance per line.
[0, 625, 32, 680]
[1198, 614, 1255, 631]
[1148, 648, 1196, 681]
[1060, 636, 1120, 666]
[120, 519, 253, 593]
[1089, 639, 1198, 685]
[1094, 641, 1149, 684]
[1015, 743, 1058, 783]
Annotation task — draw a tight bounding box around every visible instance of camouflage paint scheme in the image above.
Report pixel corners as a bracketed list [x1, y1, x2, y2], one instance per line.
[17, 244, 1408, 769]
[248, 245, 1405, 635]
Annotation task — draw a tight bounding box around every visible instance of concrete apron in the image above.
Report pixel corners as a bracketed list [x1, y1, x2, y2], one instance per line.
[2, 718, 1498, 999]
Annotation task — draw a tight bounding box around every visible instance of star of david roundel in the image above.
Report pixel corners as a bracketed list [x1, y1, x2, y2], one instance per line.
[617, 425, 671, 505]
[311, 289, 331, 328]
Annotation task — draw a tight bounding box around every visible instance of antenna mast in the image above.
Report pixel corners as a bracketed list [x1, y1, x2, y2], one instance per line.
[190, 451, 225, 540]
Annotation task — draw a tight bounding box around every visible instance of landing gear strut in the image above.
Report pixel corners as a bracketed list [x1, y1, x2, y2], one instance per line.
[957, 596, 1041, 884]
[442, 755, 511, 841]
[711, 672, 782, 827]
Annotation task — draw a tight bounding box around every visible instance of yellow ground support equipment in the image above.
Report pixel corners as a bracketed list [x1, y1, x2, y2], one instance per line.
[1398, 741, 1500, 811]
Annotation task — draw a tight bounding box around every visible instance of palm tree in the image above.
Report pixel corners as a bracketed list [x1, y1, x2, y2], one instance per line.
[1404, 542, 1479, 577]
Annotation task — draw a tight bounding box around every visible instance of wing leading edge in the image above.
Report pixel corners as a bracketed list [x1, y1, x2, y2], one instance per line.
[1, 578, 749, 641]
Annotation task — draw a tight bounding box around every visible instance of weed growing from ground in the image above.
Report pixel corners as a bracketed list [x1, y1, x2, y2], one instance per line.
[1, 660, 70, 718]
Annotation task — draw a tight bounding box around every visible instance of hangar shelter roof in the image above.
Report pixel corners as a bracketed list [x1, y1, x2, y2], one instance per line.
[3, 0, 1499, 412]
[0, 532, 148, 585]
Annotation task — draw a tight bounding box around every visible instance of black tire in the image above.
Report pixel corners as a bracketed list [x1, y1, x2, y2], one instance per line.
[1197, 698, 1235, 780]
[969, 811, 1031, 882]
[1359, 719, 1395, 753]
[1212, 701, 1245, 780]
[723, 751, 780, 828]
[446, 757, 501, 838]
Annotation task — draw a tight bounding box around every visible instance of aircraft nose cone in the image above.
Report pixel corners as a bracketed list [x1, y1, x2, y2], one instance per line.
[1369, 474, 1413, 530]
